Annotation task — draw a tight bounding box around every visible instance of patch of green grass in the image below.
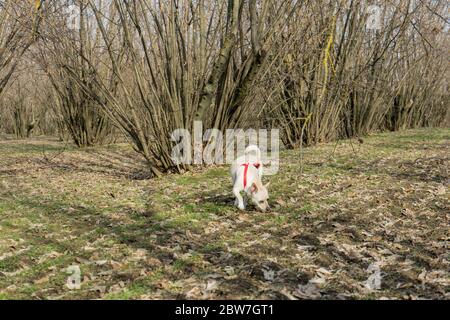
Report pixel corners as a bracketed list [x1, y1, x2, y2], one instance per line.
[0, 142, 75, 155]
[270, 214, 289, 225]
[172, 258, 193, 272]
[199, 203, 229, 214]
[16, 283, 39, 297]
[0, 292, 10, 300]
[176, 175, 203, 185]
[205, 168, 227, 178]
[0, 255, 22, 273]
[289, 203, 317, 219]
[105, 283, 148, 300]
[167, 209, 211, 229]
[199, 242, 226, 254]
[105, 269, 165, 300]
[324, 196, 339, 205]
[23, 255, 69, 279]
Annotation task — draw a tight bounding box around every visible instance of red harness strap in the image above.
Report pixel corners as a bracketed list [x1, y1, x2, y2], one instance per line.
[241, 163, 261, 188]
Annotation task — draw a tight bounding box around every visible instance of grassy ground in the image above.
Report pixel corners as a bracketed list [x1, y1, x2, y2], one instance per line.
[0, 128, 448, 300]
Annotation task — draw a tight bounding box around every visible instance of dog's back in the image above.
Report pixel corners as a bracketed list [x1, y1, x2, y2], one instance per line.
[230, 145, 270, 212]
[231, 145, 263, 182]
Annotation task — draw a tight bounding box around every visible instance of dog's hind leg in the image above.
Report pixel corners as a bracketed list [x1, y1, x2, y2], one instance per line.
[233, 187, 245, 210]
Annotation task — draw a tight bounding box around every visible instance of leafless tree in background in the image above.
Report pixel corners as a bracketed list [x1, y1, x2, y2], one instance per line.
[0, 0, 448, 174]
[0, 0, 47, 136]
[261, 0, 449, 147]
[0, 0, 44, 95]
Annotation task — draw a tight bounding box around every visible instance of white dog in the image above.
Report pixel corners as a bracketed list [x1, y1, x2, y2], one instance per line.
[230, 145, 270, 212]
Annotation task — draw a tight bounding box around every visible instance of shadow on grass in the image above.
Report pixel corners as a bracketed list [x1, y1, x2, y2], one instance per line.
[0, 142, 72, 155]
[2, 191, 312, 299]
[2, 178, 447, 299]
[0, 146, 152, 180]
[346, 156, 449, 184]
[52, 150, 152, 180]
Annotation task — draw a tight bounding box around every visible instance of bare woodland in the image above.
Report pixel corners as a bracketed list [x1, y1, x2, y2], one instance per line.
[0, 0, 448, 174]
[0, 1, 449, 301]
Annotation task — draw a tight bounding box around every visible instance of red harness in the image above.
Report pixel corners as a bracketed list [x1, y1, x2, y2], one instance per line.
[242, 163, 261, 188]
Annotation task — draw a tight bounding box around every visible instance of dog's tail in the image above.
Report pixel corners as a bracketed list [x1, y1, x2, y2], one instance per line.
[245, 145, 261, 160]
